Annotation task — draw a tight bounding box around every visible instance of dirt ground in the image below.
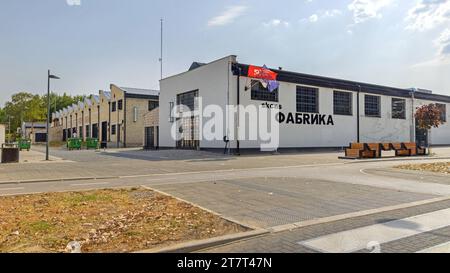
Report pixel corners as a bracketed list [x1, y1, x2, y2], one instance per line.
[396, 162, 450, 174]
[0, 188, 248, 253]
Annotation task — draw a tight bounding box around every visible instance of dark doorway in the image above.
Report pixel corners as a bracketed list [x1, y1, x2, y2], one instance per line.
[63, 129, 67, 141]
[416, 120, 428, 147]
[92, 124, 98, 139]
[35, 133, 47, 143]
[145, 127, 155, 149]
[101, 122, 108, 142]
[117, 124, 121, 148]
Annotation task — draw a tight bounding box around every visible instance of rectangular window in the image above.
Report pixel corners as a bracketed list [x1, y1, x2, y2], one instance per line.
[437, 103, 447, 122]
[296, 86, 319, 113]
[148, 100, 159, 111]
[251, 80, 279, 102]
[392, 98, 406, 119]
[133, 107, 138, 122]
[111, 125, 116, 135]
[111, 102, 117, 112]
[177, 90, 199, 111]
[333, 91, 352, 116]
[118, 100, 123, 110]
[365, 95, 381, 117]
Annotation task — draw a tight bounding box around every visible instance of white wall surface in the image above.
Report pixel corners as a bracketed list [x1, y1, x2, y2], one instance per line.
[0, 125, 5, 146]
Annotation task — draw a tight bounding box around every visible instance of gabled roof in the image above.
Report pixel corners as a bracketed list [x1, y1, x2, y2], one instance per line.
[189, 62, 206, 71]
[119, 87, 160, 97]
[84, 98, 92, 107]
[91, 95, 100, 104]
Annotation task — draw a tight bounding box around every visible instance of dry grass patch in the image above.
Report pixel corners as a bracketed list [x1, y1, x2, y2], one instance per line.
[0, 188, 248, 253]
[396, 162, 450, 174]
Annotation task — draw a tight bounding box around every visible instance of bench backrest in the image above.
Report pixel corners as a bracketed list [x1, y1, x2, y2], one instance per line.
[381, 143, 392, 150]
[391, 143, 404, 150]
[403, 142, 417, 150]
[367, 143, 381, 150]
[350, 143, 365, 150]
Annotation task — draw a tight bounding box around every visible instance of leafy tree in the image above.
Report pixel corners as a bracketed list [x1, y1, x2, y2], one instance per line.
[2, 92, 85, 139]
[415, 103, 445, 150]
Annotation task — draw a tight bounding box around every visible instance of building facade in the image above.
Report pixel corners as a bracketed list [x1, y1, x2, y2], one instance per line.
[51, 84, 159, 148]
[21, 122, 47, 143]
[159, 55, 450, 151]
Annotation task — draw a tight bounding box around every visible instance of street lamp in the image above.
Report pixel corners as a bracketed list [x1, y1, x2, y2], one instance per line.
[46, 70, 60, 161]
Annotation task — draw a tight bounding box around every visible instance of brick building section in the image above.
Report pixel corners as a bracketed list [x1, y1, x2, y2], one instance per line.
[51, 85, 159, 148]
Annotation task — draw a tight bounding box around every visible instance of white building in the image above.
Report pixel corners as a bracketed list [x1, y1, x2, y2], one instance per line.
[0, 124, 5, 147]
[159, 55, 450, 151]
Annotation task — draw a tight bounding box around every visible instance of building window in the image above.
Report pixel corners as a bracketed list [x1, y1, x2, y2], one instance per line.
[177, 90, 198, 111]
[437, 103, 447, 122]
[251, 80, 279, 102]
[296, 86, 319, 113]
[149, 100, 159, 111]
[365, 95, 381, 117]
[133, 107, 138, 122]
[118, 100, 123, 110]
[111, 125, 116, 135]
[111, 102, 117, 112]
[333, 91, 352, 116]
[392, 98, 406, 119]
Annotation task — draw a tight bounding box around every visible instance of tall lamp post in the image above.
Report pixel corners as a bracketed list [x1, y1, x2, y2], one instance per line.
[46, 70, 60, 161]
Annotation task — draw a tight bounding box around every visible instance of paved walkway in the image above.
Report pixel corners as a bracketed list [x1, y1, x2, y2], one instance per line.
[202, 198, 450, 253]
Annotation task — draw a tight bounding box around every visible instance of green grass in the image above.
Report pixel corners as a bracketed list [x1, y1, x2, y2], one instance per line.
[29, 221, 53, 232]
[65, 193, 113, 205]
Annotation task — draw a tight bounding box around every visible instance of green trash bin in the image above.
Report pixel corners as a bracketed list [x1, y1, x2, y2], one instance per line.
[86, 138, 99, 150]
[67, 138, 82, 151]
[18, 138, 31, 151]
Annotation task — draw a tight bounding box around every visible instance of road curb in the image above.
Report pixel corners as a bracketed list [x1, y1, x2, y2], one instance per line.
[343, 156, 450, 164]
[135, 229, 269, 253]
[0, 176, 120, 186]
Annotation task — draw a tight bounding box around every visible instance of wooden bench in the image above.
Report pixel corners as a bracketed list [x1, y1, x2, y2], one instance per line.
[403, 142, 428, 156]
[381, 143, 393, 151]
[366, 143, 382, 158]
[391, 143, 411, 156]
[345, 143, 377, 159]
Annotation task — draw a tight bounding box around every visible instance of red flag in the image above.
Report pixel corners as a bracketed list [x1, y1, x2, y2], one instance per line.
[248, 65, 278, 81]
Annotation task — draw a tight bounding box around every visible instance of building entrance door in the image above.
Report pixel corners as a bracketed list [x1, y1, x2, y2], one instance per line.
[144, 127, 155, 149]
[101, 122, 108, 142]
[176, 116, 199, 150]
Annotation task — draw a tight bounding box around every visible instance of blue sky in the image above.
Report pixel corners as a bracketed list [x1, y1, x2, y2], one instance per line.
[1, 0, 450, 106]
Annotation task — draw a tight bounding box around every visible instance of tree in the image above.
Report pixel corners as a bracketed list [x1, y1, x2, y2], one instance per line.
[415, 103, 445, 150]
[2, 92, 85, 139]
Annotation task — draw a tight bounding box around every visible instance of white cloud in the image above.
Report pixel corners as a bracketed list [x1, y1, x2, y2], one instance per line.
[207, 6, 248, 27]
[263, 19, 290, 27]
[301, 9, 342, 23]
[435, 28, 450, 56]
[348, 0, 393, 24]
[309, 14, 319, 23]
[406, 0, 450, 31]
[412, 28, 450, 67]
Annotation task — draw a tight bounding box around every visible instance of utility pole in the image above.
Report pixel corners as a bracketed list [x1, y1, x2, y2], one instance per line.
[159, 18, 164, 81]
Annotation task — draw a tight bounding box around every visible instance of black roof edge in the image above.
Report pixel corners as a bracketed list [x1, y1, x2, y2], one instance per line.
[233, 63, 450, 103]
[125, 93, 159, 100]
